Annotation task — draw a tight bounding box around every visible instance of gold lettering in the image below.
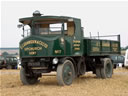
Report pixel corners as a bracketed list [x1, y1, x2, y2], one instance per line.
[112, 43, 118, 47]
[73, 44, 80, 47]
[20, 40, 48, 49]
[96, 42, 100, 46]
[55, 50, 62, 54]
[73, 40, 80, 43]
[102, 43, 110, 47]
[29, 51, 36, 55]
[74, 48, 80, 51]
[113, 48, 118, 52]
[92, 47, 100, 52]
[24, 47, 42, 51]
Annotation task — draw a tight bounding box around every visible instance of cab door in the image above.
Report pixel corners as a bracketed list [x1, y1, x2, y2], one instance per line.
[64, 21, 74, 56]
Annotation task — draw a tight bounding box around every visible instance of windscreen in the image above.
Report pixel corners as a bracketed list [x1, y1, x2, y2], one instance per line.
[34, 21, 75, 36]
[35, 22, 64, 35]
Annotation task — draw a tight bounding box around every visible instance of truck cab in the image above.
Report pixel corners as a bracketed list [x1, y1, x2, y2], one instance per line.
[19, 11, 83, 58]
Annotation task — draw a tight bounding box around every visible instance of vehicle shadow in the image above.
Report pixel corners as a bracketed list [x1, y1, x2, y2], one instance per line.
[37, 74, 98, 86]
[38, 76, 58, 86]
[39, 81, 58, 86]
[75, 75, 97, 80]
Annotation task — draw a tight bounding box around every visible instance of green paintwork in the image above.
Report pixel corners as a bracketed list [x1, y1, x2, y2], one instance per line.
[83, 38, 120, 56]
[20, 35, 61, 57]
[19, 15, 83, 58]
[19, 15, 120, 58]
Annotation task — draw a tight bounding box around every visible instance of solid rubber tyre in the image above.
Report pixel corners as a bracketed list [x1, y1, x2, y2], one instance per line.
[56, 60, 75, 86]
[20, 67, 39, 85]
[100, 58, 113, 79]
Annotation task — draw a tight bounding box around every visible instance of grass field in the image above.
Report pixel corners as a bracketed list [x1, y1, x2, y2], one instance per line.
[0, 68, 128, 96]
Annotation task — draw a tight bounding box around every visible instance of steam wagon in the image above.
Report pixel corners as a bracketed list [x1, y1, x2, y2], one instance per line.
[18, 11, 120, 86]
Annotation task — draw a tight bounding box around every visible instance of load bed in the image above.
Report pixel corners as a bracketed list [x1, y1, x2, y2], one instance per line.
[83, 35, 120, 56]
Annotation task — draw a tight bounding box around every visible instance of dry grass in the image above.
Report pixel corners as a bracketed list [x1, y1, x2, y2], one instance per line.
[0, 68, 128, 96]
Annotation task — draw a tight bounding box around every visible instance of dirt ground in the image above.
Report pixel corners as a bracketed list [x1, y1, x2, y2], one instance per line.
[0, 68, 128, 96]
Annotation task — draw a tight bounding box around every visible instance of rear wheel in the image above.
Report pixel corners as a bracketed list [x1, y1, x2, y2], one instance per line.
[57, 60, 75, 86]
[122, 64, 124, 67]
[101, 58, 113, 78]
[20, 67, 39, 85]
[96, 58, 113, 79]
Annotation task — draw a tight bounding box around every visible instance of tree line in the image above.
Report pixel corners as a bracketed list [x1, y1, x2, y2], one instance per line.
[1, 52, 18, 57]
[121, 45, 128, 50]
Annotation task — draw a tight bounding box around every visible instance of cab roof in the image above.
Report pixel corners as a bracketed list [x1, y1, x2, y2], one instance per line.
[19, 15, 80, 24]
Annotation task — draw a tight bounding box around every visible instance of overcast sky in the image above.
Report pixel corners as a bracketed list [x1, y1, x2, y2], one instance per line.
[1, 1, 128, 47]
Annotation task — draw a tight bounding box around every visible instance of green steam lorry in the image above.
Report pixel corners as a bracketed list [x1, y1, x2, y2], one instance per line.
[18, 11, 120, 86]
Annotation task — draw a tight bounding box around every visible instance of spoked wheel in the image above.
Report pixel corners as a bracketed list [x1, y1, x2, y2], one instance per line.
[96, 58, 113, 79]
[57, 60, 75, 86]
[20, 67, 39, 85]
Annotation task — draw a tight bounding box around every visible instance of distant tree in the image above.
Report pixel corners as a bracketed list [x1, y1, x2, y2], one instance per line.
[121, 47, 125, 50]
[125, 46, 128, 50]
[2, 52, 9, 57]
[15, 53, 18, 55]
[121, 46, 128, 50]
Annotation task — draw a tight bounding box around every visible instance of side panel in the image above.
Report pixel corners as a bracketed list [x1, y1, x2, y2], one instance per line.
[84, 39, 120, 56]
[65, 36, 73, 55]
[72, 19, 83, 56]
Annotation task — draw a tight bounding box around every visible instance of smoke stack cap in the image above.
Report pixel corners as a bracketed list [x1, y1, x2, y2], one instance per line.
[33, 10, 42, 17]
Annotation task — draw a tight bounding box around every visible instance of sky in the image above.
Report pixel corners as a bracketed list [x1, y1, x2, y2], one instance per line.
[1, 1, 128, 47]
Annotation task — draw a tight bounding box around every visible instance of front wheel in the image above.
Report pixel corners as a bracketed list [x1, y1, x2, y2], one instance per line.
[56, 60, 75, 86]
[20, 67, 39, 85]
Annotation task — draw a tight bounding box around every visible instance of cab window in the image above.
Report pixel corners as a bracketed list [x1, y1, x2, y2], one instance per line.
[67, 22, 75, 36]
[34, 21, 75, 36]
[35, 23, 63, 35]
